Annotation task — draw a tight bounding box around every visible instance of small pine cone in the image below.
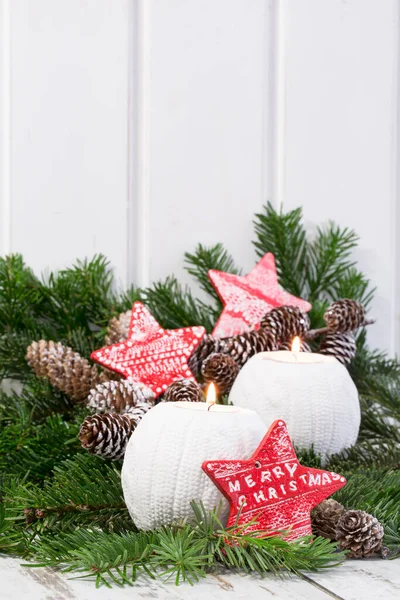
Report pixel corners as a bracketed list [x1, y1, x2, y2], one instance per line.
[324, 299, 366, 333]
[319, 332, 356, 365]
[105, 310, 132, 345]
[163, 379, 204, 403]
[311, 499, 345, 540]
[226, 328, 277, 367]
[78, 406, 150, 460]
[260, 306, 310, 343]
[336, 510, 384, 558]
[188, 334, 228, 378]
[279, 339, 312, 352]
[201, 353, 240, 395]
[26, 340, 100, 402]
[87, 380, 155, 414]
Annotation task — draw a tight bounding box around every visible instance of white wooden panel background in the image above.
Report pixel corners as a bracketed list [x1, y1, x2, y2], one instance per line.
[0, 0, 399, 354]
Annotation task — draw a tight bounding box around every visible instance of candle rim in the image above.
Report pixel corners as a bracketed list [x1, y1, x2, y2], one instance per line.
[256, 351, 338, 365]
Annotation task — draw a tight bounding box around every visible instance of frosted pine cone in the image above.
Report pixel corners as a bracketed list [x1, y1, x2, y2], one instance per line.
[163, 379, 204, 403]
[278, 339, 312, 352]
[26, 340, 100, 402]
[226, 328, 277, 367]
[78, 407, 150, 460]
[336, 510, 385, 558]
[260, 306, 310, 343]
[105, 310, 132, 345]
[311, 499, 345, 540]
[87, 380, 155, 414]
[188, 334, 228, 378]
[319, 332, 356, 365]
[324, 299, 366, 333]
[201, 353, 240, 395]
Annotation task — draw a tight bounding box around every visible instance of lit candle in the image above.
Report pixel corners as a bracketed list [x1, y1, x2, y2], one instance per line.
[121, 384, 266, 530]
[229, 337, 360, 459]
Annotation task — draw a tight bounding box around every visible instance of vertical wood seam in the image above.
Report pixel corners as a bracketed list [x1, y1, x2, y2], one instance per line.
[127, 0, 151, 288]
[0, 0, 11, 255]
[393, 0, 400, 356]
[268, 0, 286, 212]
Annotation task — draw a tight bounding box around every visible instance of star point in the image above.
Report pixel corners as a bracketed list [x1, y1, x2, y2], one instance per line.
[209, 253, 311, 337]
[202, 420, 346, 540]
[91, 302, 205, 397]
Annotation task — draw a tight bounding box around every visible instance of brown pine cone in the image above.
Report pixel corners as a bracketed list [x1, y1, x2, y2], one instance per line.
[278, 339, 312, 352]
[105, 310, 132, 345]
[336, 510, 385, 558]
[324, 299, 366, 333]
[201, 353, 240, 395]
[87, 380, 155, 414]
[78, 406, 150, 460]
[26, 340, 100, 403]
[188, 334, 228, 378]
[319, 332, 356, 365]
[163, 379, 204, 403]
[226, 328, 277, 367]
[311, 499, 345, 540]
[260, 306, 310, 343]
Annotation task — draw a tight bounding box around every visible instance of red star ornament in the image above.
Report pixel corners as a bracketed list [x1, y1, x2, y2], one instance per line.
[209, 252, 311, 338]
[91, 302, 205, 398]
[202, 420, 346, 540]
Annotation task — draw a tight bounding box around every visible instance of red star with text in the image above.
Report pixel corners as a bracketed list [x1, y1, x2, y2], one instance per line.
[91, 302, 205, 397]
[202, 420, 346, 540]
[209, 252, 311, 337]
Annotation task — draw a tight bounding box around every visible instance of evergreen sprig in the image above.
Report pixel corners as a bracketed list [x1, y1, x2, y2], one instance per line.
[1, 203, 400, 585]
[16, 501, 342, 587]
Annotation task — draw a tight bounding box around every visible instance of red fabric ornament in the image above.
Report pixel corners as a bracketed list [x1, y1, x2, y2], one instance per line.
[209, 253, 311, 338]
[202, 420, 346, 540]
[91, 302, 205, 398]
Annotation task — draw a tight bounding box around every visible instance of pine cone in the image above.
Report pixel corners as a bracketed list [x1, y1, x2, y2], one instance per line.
[201, 353, 240, 395]
[278, 339, 312, 352]
[163, 379, 204, 403]
[87, 380, 155, 414]
[26, 340, 100, 402]
[188, 334, 228, 378]
[260, 306, 310, 343]
[311, 499, 345, 540]
[324, 299, 366, 333]
[319, 332, 356, 365]
[105, 310, 132, 345]
[336, 510, 384, 558]
[78, 406, 150, 460]
[226, 328, 277, 367]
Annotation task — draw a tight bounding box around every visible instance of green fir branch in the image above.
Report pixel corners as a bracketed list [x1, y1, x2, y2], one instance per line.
[19, 502, 342, 587]
[253, 203, 309, 297]
[141, 277, 215, 333]
[307, 223, 359, 301]
[184, 243, 241, 304]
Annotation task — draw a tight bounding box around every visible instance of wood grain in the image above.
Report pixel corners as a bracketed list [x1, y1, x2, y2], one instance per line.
[2, 555, 398, 600]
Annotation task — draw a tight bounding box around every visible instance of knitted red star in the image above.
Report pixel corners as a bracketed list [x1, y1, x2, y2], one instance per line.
[91, 302, 205, 397]
[202, 420, 346, 540]
[209, 253, 311, 337]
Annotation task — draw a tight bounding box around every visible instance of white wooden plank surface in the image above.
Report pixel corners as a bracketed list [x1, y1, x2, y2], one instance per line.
[3, 0, 132, 287]
[1, 0, 400, 353]
[282, 0, 399, 353]
[2, 555, 399, 600]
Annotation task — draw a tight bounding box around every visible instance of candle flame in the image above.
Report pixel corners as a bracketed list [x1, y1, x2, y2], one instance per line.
[206, 382, 217, 406]
[291, 336, 301, 352]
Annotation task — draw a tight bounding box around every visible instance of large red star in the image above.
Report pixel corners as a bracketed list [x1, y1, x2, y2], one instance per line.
[209, 253, 311, 338]
[91, 302, 205, 397]
[202, 420, 346, 540]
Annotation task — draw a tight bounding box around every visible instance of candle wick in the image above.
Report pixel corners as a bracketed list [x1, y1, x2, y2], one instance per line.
[207, 402, 216, 412]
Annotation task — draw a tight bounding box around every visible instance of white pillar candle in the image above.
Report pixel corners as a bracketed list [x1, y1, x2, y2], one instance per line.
[121, 401, 266, 530]
[229, 350, 360, 459]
